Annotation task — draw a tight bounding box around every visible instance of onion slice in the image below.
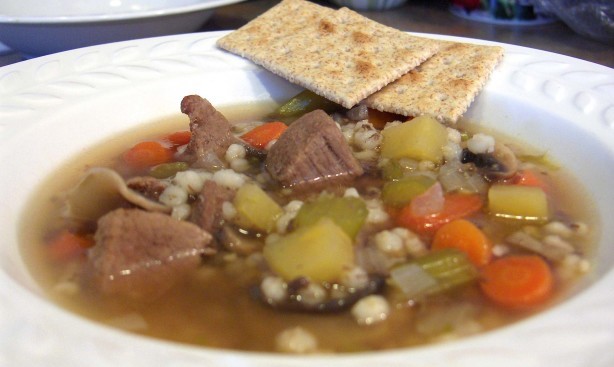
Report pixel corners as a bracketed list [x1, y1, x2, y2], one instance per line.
[410, 182, 444, 216]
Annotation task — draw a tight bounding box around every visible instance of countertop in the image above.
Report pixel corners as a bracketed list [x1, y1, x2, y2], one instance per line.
[0, 0, 612, 68]
[203, 0, 613, 68]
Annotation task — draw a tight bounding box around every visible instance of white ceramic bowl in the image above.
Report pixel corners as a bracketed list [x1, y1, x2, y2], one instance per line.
[0, 32, 613, 367]
[0, 0, 245, 56]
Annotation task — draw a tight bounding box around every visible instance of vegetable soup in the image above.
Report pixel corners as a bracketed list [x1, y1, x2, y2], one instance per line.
[20, 93, 597, 353]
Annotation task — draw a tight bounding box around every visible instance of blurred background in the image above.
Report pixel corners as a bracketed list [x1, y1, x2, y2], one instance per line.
[0, 0, 612, 67]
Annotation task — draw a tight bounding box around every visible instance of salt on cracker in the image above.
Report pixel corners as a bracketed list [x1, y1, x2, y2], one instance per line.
[217, 0, 442, 109]
[365, 41, 504, 124]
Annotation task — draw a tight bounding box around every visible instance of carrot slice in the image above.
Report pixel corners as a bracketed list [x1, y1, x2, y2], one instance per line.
[47, 230, 94, 262]
[480, 255, 554, 309]
[122, 141, 174, 170]
[396, 193, 483, 236]
[240, 121, 288, 149]
[367, 108, 406, 129]
[164, 130, 192, 148]
[511, 169, 550, 191]
[432, 219, 492, 266]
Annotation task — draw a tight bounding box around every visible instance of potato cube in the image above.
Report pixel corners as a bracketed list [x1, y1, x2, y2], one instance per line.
[488, 184, 549, 222]
[263, 218, 354, 282]
[381, 115, 448, 162]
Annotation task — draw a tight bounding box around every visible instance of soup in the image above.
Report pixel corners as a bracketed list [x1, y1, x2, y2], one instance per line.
[20, 93, 597, 353]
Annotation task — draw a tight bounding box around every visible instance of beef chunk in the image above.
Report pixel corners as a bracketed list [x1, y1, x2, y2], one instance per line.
[265, 109, 363, 190]
[126, 176, 168, 201]
[191, 180, 236, 234]
[86, 208, 215, 299]
[180, 95, 238, 168]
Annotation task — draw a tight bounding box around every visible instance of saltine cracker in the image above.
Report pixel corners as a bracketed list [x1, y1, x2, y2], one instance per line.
[217, 0, 442, 109]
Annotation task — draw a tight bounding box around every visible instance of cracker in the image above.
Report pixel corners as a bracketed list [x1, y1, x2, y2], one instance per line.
[217, 0, 442, 109]
[365, 41, 504, 124]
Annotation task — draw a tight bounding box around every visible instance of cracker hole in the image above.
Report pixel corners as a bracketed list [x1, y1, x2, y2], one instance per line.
[436, 93, 449, 101]
[395, 86, 408, 94]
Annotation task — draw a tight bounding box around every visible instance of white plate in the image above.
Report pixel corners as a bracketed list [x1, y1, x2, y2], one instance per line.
[0, 31, 613, 367]
[0, 0, 245, 56]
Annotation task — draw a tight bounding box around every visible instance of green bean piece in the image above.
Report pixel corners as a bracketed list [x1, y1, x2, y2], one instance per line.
[273, 90, 342, 119]
[149, 162, 189, 179]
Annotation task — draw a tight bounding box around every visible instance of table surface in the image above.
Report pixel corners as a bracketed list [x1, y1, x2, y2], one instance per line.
[0, 0, 612, 68]
[203, 0, 613, 68]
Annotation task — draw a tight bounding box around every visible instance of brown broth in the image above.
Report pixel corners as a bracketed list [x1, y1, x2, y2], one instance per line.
[19, 106, 599, 353]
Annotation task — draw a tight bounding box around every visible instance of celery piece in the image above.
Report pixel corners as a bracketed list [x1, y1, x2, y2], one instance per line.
[380, 158, 420, 181]
[149, 162, 189, 179]
[381, 175, 435, 207]
[273, 90, 341, 118]
[518, 154, 560, 171]
[488, 184, 549, 222]
[294, 195, 368, 239]
[263, 218, 354, 282]
[233, 183, 283, 233]
[415, 249, 478, 293]
[380, 159, 405, 181]
[390, 249, 478, 298]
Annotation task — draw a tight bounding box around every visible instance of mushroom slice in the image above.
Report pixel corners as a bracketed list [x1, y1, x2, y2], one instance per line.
[490, 142, 519, 179]
[461, 142, 518, 180]
[219, 225, 263, 256]
[65, 167, 170, 221]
